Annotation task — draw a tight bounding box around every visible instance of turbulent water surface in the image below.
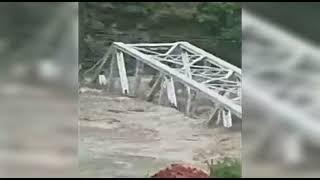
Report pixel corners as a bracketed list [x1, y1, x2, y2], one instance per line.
[79, 88, 240, 177]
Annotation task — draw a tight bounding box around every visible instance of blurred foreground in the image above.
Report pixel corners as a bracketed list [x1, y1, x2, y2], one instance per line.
[0, 3, 78, 177]
[242, 4, 320, 178]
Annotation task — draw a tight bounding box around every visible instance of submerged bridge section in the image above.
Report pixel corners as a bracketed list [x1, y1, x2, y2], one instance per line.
[84, 41, 242, 128]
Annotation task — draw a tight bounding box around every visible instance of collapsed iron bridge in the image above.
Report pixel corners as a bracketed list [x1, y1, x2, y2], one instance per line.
[84, 41, 242, 128]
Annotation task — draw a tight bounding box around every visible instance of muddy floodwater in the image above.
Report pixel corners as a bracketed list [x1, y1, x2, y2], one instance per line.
[79, 89, 240, 178]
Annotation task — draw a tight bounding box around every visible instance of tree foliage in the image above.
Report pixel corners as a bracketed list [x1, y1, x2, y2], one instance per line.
[79, 2, 241, 70]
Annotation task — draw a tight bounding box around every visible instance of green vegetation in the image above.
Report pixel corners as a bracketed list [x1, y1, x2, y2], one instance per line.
[206, 157, 241, 178]
[79, 2, 241, 75]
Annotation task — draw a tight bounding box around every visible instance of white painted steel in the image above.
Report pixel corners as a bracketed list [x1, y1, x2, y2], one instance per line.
[86, 41, 242, 127]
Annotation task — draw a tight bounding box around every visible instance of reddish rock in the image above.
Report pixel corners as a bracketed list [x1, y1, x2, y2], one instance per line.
[151, 164, 209, 178]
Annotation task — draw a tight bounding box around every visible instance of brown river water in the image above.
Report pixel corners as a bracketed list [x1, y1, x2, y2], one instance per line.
[79, 88, 240, 177]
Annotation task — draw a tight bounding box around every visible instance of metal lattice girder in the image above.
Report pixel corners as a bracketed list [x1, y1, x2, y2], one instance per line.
[89, 41, 242, 127]
[115, 42, 241, 117]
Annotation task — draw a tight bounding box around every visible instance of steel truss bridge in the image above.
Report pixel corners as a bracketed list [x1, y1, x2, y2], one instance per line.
[84, 41, 242, 128]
